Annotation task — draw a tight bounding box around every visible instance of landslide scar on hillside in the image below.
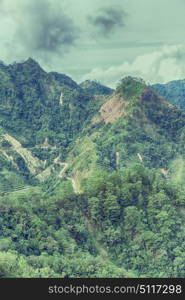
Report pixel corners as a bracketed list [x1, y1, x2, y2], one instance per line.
[99, 94, 128, 124]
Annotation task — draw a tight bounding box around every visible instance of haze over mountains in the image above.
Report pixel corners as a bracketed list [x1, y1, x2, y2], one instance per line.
[0, 58, 185, 278]
[152, 80, 185, 111]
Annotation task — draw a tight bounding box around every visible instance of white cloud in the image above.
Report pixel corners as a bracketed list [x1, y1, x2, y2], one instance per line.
[80, 45, 185, 88]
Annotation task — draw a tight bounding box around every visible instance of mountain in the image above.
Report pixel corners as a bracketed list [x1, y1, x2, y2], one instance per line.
[152, 79, 185, 110]
[80, 80, 113, 96]
[0, 61, 185, 278]
[0, 58, 94, 147]
[72, 77, 185, 179]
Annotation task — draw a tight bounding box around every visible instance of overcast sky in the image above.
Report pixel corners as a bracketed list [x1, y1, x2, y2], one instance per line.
[1, 0, 185, 87]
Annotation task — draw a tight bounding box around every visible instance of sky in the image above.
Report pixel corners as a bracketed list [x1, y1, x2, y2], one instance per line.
[0, 0, 185, 87]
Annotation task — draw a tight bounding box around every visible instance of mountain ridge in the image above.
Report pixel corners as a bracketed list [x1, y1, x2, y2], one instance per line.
[80, 79, 114, 96]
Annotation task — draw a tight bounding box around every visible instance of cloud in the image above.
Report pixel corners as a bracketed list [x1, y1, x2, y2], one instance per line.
[1, 0, 80, 59]
[80, 45, 185, 88]
[88, 6, 127, 37]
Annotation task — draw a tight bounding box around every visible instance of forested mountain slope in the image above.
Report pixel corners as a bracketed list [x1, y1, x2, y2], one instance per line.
[0, 60, 185, 278]
[0, 58, 95, 146]
[69, 77, 185, 188]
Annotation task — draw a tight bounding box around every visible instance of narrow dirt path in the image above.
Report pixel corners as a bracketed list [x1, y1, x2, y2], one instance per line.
[53, 159, 79, 194]
[59, 163, 68, 178]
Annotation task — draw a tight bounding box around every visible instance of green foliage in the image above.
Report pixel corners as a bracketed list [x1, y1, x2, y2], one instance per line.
[81, 165, 185, 277]
[116, 76, 145, 99]
[0, 165, 184, 278]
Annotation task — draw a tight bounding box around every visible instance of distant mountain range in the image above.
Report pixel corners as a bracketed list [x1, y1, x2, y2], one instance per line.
[152, 79, 185, 110]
